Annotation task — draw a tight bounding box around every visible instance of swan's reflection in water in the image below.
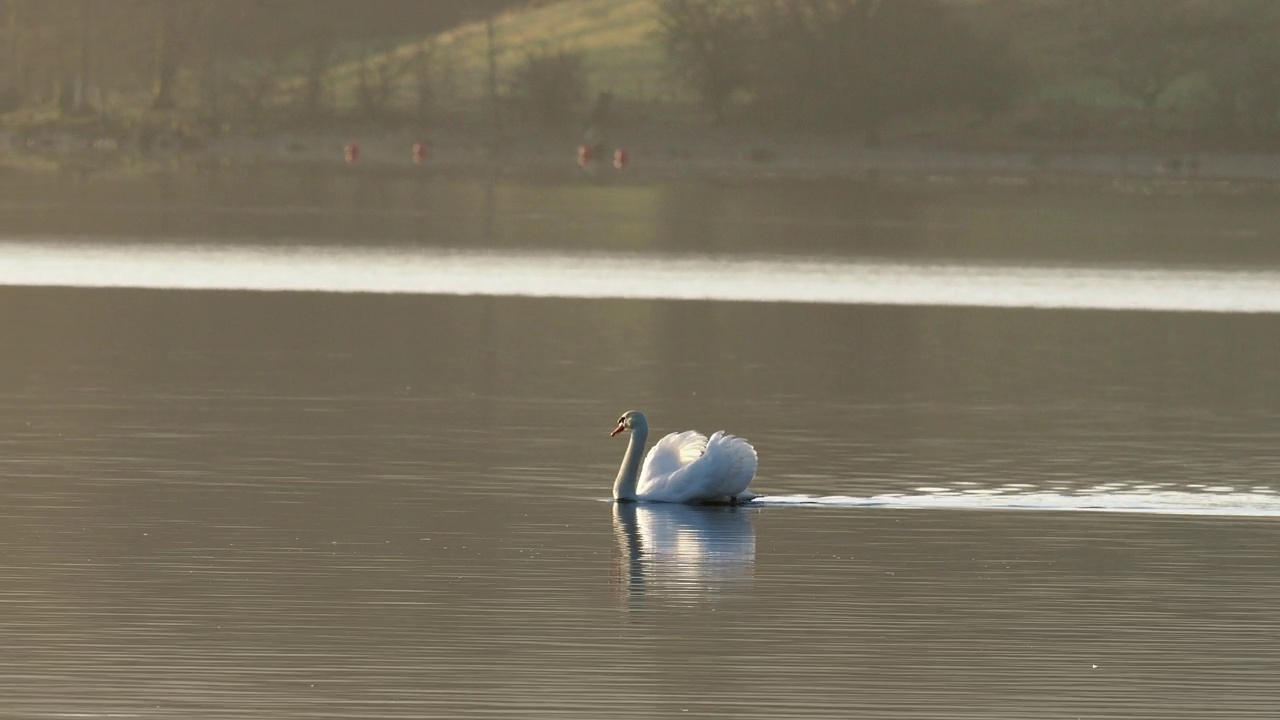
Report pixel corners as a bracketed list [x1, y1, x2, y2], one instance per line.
[612, 503, 756, 604]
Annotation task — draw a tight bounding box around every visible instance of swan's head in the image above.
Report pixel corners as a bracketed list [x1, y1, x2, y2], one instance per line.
[611, 410, 648, 437]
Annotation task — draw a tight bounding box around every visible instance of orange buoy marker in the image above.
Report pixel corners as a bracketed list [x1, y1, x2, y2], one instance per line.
[344, 142, 360, 164]
[577, 143, 594, 168]
[412, 141, 428, 165]
[613, 147, 629, 170]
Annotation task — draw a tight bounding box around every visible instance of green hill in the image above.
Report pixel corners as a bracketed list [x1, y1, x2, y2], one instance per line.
[319, 0, 670, 115]
[307, 0, 1156, 132]
[14, 0, 1280, 152]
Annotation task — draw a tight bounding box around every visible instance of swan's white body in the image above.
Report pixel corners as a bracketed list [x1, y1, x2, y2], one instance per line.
[611, 411, 758, 504]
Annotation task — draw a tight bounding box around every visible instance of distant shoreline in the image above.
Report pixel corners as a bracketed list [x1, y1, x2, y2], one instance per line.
[6, 123, 1280, 193]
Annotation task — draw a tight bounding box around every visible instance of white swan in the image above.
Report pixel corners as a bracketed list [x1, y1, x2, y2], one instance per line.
[610, 410, 758, 504]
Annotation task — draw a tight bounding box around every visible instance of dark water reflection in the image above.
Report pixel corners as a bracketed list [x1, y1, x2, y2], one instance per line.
[9, 164, 1280, 266]
[2, 168, 1280, 717]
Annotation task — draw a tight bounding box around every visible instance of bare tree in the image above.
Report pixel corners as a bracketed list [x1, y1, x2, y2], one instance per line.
[657, 0, 752, 124]
[1195, 1, 1280, 145]
[227, 56, 284, 127]
[1084, 0, 1207, 118]
[356, 47, 415, 120]
[411, 40, 439, 123]
[750, 0, 992, 144]
[4, 1, 81, 111]
[1, 1, 18, 110]
[510, 48, 587, 125]
[150, 0, 216, 110]
[299, 22, 336, 119]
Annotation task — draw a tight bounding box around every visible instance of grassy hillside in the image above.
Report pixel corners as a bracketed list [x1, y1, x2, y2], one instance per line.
[320, 0, 670, 115]
[14, 0, 1267, 153]
[311, 0, 1149, 128]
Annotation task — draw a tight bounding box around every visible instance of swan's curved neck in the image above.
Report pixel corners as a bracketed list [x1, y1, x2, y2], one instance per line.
[612, 424, 648, 501]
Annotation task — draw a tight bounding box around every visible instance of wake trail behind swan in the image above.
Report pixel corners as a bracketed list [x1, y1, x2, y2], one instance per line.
[753, 487, 1280, 517]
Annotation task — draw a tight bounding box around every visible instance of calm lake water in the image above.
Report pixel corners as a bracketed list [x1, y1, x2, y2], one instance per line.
[2, 165, 1280, 718]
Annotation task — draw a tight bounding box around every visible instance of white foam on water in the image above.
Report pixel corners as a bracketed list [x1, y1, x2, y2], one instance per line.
[5, 240, 1280, 312]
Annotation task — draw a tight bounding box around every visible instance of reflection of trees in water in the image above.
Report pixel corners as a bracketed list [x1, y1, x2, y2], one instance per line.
[653, 180, 924, 256]
[344, 170, 394, 238]
[149, 171, 177, 238]
[612, 502, 756, 605]
[653, 181, 725, 253]
[481, 166, 501, 246]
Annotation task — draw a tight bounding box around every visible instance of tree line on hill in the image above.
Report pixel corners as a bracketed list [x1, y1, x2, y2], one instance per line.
[657, 0, 1280, 148]
[5, 0, 1280, 151]
[0, 0, 515, 120]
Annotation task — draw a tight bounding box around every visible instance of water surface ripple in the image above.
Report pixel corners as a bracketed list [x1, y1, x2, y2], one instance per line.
[4, 169, 1280, 718]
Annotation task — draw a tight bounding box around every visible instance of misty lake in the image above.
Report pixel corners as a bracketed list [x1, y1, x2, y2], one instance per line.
[2, 164, 1280, 719]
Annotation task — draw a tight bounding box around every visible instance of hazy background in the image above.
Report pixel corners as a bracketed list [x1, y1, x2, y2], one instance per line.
[6, 0, 1280, 161]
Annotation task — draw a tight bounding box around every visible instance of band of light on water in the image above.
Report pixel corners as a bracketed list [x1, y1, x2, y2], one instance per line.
[5, 240, 1280, 313]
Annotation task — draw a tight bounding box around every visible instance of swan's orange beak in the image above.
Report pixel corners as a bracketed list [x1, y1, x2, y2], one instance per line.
[611, 423, 625, 437]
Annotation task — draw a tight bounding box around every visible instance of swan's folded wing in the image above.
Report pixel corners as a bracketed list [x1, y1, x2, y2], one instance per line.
[638, 430, 708, 496]
[649, 431, 758, 502]
[699, 431, 759, 498]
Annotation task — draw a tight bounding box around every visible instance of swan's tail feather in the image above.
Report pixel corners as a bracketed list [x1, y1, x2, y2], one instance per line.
[705, 431, 759, 498]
